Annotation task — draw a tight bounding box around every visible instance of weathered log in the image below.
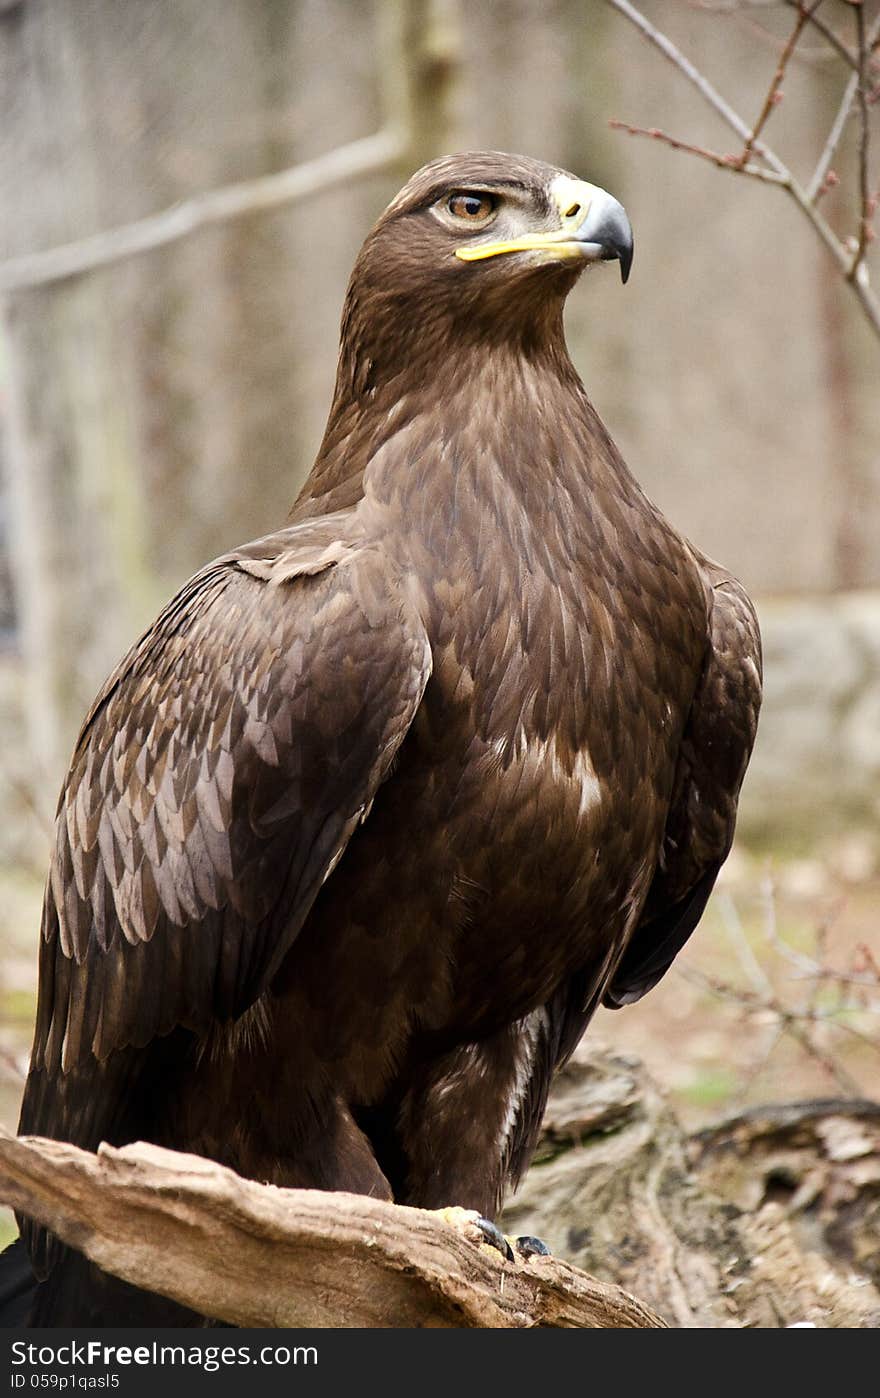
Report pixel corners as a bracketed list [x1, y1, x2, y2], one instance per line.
[0, 1127, 664, 1328]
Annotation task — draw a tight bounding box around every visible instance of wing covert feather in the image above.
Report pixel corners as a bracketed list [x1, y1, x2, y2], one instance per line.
[30, 529, 431, 1077]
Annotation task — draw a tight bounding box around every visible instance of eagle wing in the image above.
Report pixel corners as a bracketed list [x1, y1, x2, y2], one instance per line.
[501, 569, 760, 1190]
[602, 566, 761, 1008]
[25, 516, 431, 1095]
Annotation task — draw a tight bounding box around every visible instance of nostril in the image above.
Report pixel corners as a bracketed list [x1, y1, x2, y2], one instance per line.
[564, 202, 581, 219]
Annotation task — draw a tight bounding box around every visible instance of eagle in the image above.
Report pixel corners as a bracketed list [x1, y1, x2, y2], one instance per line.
[4, 151, 760, 1326]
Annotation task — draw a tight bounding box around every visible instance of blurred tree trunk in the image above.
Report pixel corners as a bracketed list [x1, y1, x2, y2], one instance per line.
[1, 5, 151, 799]
[0, 0, 465, 828]
[0, 1, 394, 822]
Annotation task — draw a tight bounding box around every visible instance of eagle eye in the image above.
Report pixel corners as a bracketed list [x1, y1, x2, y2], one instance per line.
[446, 191, 497, 224]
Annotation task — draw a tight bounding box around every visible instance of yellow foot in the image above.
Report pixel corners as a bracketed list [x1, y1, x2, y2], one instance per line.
[432, 1209, 551, 1264]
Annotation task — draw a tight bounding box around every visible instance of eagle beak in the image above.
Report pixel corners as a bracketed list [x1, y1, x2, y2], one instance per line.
[553, 176, 634, 285]
[456, 175, 634, 284]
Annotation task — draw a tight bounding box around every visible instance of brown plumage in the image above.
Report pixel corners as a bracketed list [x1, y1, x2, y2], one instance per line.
[13, 152, 761, 1324]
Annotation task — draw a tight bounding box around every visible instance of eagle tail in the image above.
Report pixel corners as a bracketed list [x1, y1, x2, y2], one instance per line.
[0, 1236, 37, 1326]
[1, 1239, 206, 1327]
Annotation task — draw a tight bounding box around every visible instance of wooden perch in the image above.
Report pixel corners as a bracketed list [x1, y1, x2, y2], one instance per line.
[3, 1048, 878, 1327]
[0, 1127, 664, 1328]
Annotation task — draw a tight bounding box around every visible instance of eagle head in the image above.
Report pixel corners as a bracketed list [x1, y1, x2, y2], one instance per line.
[381, 151, 632, 281]
[340, 152, 633, 378]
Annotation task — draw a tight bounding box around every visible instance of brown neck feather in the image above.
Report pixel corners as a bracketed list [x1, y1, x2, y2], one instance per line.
[290, 260, 589, 523]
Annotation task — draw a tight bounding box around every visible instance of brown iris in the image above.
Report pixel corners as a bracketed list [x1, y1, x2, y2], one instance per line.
[447, 191, 496, 223]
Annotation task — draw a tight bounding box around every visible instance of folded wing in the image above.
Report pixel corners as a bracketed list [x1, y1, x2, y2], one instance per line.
[603, 567, 761, 1008]
[23, 518, 431, 1133]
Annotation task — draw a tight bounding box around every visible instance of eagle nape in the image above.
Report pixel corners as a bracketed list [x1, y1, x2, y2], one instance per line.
[3, 151, 759, 1327]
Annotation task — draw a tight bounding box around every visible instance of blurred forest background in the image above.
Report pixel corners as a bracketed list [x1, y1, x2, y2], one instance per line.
[0, 0, 878, 1188]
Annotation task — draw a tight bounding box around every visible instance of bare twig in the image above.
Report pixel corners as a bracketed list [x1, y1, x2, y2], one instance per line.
[729, 1022, 785, 1110]
[782, 1018, 864, 1096]
[691, 0, 843, 69]
[793, 966, 880, 990]
[856, 941, 880, 980]
[679, 864, 880, 1107]
[605, 0, 786, 172]
[717, 891, 775, 996]
[808, 66, 859, 201]
[784, 0, 859, 72]
[0, 0, 456, 295]
[757, 873, 847, 978]
[0, 1047, 25, 1084]
[690, 2, 787, 11]
[681, 962, 869, 1096]
[736, 1, 818, 167]
[0, 761, 54, 843]
[608, 120, 786, 183]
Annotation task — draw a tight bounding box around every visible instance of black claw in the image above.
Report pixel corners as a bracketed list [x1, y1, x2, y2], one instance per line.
[515, 1235, 551, 1259]
[473, 1215, 515, 1262]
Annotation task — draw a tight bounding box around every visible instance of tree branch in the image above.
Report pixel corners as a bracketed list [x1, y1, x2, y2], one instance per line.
[0, 130, 404, 296]
[784, 0, 860, 73]
[606, 0, 880, 340]
[0, 1127, 665, 1328]
[808, 64, 859, 201]
[605, 0, 787, 173]
[0, 0, 469, 295]
[852, 0, 877, 276]
[608, 120, 787, 184]
[736, 1, 818, 167]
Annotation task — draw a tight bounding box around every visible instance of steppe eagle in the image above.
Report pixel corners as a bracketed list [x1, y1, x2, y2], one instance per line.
[6, 151, 761, 1325]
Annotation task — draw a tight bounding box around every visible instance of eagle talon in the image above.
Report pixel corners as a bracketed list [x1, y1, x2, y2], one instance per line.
[432, 1206, 514, 1262]
[473, 1216, 516, 1262]
[514, 1235, 551, 1259]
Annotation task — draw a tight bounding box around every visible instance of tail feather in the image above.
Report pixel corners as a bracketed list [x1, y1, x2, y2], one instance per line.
[0, 1236, 37, 1326]
[0, 1232, 205, 1327]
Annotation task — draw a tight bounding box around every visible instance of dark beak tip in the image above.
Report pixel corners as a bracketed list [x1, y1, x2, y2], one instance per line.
[620, 245, 633, 285]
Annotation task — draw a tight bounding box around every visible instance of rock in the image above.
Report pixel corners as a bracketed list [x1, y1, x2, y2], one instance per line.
[738, 592, 880, 840]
